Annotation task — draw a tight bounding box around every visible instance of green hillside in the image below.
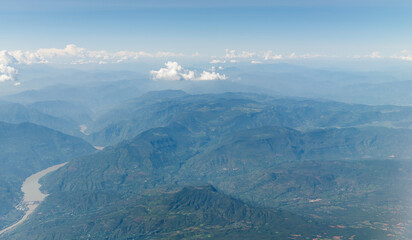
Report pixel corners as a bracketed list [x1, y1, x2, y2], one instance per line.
[8, 121, 409, 238]
[3, 91, 412, 239]
[0, 121, 96, 229]
[4, 185, 383, 240]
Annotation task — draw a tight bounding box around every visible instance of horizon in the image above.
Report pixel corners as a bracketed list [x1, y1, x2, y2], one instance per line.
[2, 0, 412, 89]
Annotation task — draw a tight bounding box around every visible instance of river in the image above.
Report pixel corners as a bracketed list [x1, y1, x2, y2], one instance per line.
[0, 162, 68, 236]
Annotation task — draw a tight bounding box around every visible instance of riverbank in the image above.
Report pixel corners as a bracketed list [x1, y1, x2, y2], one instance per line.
[0, 162, 68, 236]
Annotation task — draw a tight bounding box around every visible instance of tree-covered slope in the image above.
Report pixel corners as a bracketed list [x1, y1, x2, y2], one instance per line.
[10, 121, 410, 239]
[4, 91, 412, 239]
[4, 185, 383, 240]
[186, 126, 412, 173]
[0, 121, 96, 229]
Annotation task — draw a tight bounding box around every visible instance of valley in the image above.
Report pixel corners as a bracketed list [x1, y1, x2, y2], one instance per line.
[2, 2, 412, 239]
[0, 90, 411, 239]
[0, 162, 67, 236]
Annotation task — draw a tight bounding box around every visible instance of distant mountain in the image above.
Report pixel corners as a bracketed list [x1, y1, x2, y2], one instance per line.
[226, 63, 412, 105]
[4, 185, 382, 239]
[0, 121, 96, 229]
[88, 91, 412, 146]
[27, 100, 93, 125]
[6, 83, 412, 147]
[4, 80, 148, 113]
[0, 100, 81, 136]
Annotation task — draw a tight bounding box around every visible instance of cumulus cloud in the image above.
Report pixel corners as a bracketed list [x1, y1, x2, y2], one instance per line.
[0, 65, 18, 82]
[0, 44, 187, 83]
[263, 51, 283, 60]
[225, 49, 256, 59]
[37, 44, 86, 58]
[390, 50, 412, 61]
[2, 44, 185, 66]
[198, 71, 226, 81]
[150, 61, 195, 81]
[0, 51, 18, 82]
[151, 61, 226, 81]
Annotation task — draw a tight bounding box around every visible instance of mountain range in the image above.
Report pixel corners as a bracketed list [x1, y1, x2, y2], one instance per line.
[1, 89, 411, 239]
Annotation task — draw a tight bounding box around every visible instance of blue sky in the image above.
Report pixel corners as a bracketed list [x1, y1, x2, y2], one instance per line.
[1, 0, 412, 85]
[1, 0, 412, 56]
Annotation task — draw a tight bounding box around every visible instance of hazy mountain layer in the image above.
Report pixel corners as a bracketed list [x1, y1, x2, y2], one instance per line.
[86, 91, 412, 146]
[0, 101, 80, 136]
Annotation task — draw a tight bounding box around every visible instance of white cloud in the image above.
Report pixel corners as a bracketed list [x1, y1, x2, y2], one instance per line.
[0, 44, 187, 83]
[9, 50, 46, 64]
[151, 61, 226, 81]
[150, 61, 188, 81]
[299, 53, 325, 59]
[351, 51, 383, 59]
[263, 51, 283, 60]
[220, 49, 328, 62]
[2, 44, 185, 66]
[225, 49, 256, 59]
[0, 51, 18, 82]
[36, 44, 86, 58]
[210, 59, 226, 64]
[0, 65, 18, 82]
[198, 71, 226, 81]
[369, 51, 383, 59]
[217, 49, 330, 62]
[286, 52, 328, 59]
[152, 51, 184, 58]
[390, 50, 412, 61]
[251, 60, 262, 64]
[0, 51, 16, 65]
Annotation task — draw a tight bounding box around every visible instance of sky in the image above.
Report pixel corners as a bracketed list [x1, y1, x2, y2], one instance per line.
[1, 0, 412, 83]
[1, 0, 412, 55]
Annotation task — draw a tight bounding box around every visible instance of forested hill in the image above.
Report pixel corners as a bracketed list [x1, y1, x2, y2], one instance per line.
[0, 121, 96, 229]
[3, 91, 412, 239]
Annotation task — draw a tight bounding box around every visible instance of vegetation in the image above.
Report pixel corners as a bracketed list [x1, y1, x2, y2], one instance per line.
[0, 121, 95, 229]
[2, 91, 412, 239]
[4, 186, 384, 239]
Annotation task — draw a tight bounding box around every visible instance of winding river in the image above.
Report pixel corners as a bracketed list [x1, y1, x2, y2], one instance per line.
[0, 162, 68, 236]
